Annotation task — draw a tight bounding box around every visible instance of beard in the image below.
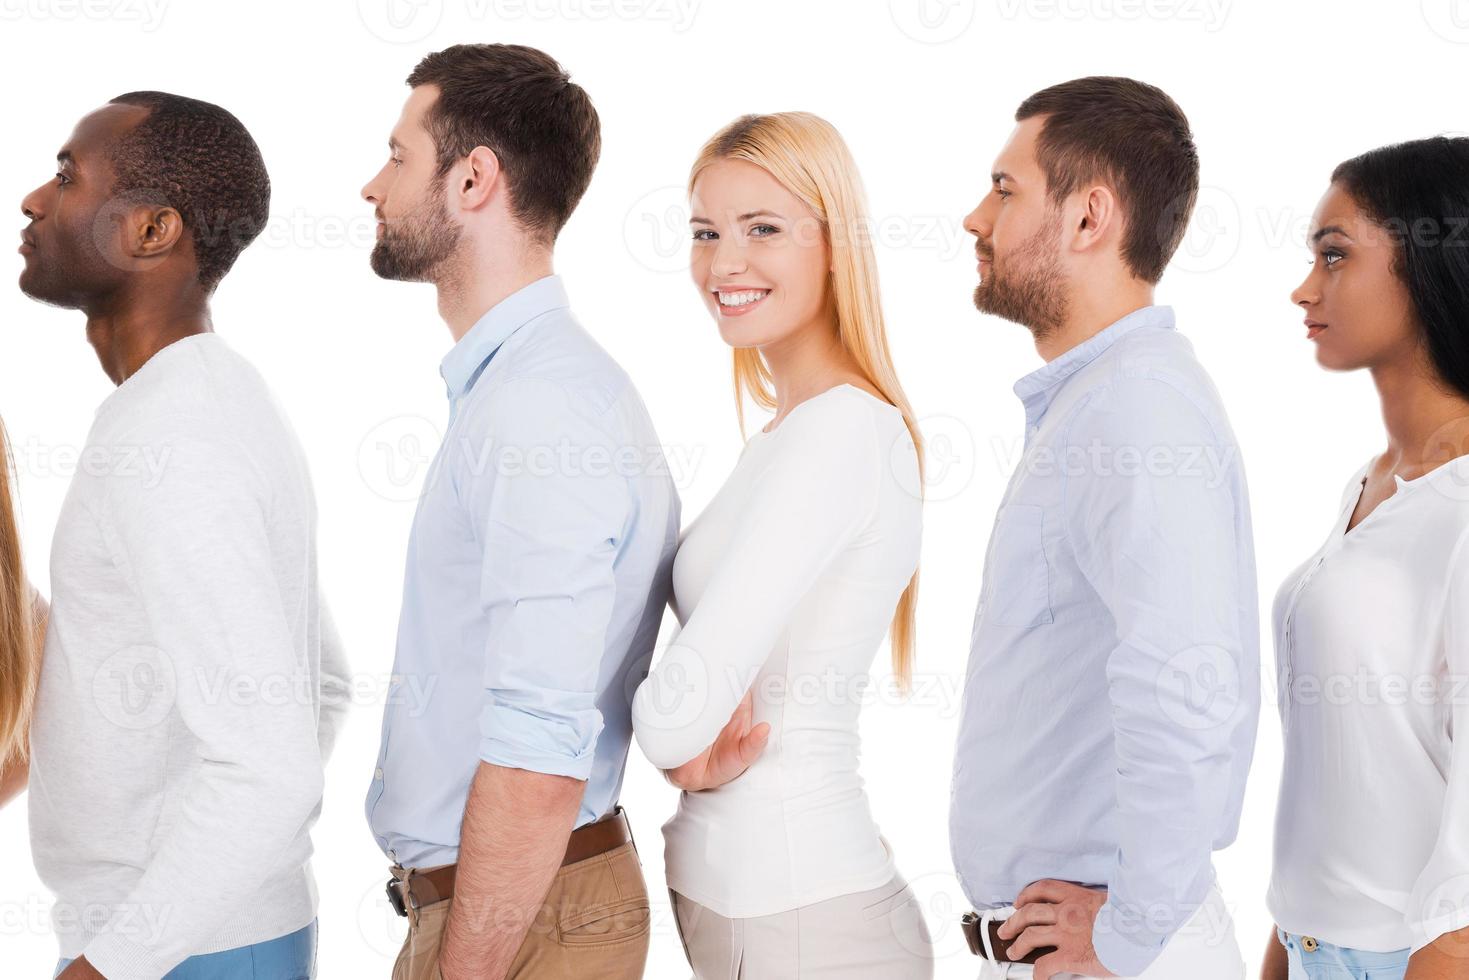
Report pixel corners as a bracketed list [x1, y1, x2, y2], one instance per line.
[370, 176, 462, 283]
[972, 211, 1067, 339]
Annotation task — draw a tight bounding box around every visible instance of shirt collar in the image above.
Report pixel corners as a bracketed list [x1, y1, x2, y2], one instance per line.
[1012, 304, 1175, 426]
[440, 274, 570, 401]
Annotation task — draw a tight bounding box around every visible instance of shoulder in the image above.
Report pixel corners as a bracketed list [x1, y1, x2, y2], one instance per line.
[1063, 370, 1225, 450]
[465, 315, 643, 438]
[768, 384, 896, 451]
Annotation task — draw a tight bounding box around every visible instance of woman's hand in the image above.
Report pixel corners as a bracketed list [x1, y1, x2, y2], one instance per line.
[665, 691, 769, 792]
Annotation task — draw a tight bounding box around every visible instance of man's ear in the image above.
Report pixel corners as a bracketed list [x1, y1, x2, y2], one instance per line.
[457, 145, 502, 211]
[130, 203, 185, 260]
[1070, 184, 1119, 255]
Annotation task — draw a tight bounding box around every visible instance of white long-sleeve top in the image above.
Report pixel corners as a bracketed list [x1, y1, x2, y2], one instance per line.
[1268, 455, 1469, 953]
[632, 383, 922, 917]
[28, 334, 351, 980]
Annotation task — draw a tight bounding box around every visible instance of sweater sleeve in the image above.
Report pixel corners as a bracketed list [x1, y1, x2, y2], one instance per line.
[82, 417, 326, 980]
[317, 592, 352, 765]
[1406, 524, 1469, 952]
[631, 391, 883, 769]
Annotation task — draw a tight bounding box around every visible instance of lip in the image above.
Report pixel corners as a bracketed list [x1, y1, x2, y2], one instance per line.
[18, 233, 35, 255]
[711, 286, 772, 317]
[1304, 318, 1327, 340]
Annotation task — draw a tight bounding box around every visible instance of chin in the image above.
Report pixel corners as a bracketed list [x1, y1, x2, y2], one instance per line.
[1313, 344, 1364, 373]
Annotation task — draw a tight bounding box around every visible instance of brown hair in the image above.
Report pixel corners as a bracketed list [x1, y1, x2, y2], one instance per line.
[0, 422, 35, 771]
[406, 44, 600, 246]
[1015, 76, 1199, 284]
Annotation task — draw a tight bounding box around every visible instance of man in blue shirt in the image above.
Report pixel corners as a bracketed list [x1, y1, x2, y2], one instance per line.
[952, 77, 1260, 980]
[361, 44, 679, 980]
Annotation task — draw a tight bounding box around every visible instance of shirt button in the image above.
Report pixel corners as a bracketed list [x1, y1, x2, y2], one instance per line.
[375, 768, 384, 780]
[1301, 936, 1318, 952]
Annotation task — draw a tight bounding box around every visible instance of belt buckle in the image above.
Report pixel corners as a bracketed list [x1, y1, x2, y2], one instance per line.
[960, 911, 983, 955]
[386, 878, 408, 917]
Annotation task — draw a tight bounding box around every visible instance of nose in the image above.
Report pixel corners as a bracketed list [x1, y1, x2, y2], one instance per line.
[963, 198, 993, 241]
[20, 186, 44, 222]
[1290, 266, 1319, 308]
[710, 237, 747, 278]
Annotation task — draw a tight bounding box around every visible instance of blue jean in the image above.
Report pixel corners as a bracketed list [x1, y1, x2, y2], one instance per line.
[1277, 926, 1410, 980]
[54, 919, 316, 979]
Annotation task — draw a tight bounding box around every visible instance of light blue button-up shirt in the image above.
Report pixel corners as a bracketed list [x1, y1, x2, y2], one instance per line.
[950, 305, 1260, 975]
[365, 275, 680, 868]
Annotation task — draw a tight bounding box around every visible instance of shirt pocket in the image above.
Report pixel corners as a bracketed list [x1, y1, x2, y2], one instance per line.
[980, 503, 1054, 629]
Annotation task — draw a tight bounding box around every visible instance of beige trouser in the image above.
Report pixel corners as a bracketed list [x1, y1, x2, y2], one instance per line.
[670, 871, 935, 979]
[390, 840, 650, 979]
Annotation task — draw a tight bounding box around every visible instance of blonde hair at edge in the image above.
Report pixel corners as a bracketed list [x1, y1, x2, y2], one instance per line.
[688, 111, 924, 689]
[0, 421, 33, 772]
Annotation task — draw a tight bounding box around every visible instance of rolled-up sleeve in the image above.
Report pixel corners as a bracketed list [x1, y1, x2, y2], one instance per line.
[1406, 526, 1469, 951]
[468, 377, 629, 781]
[1060, 376, 1258, 976]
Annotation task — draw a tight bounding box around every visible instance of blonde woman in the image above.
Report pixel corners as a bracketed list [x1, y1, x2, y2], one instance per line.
[632, 112, 933, 978]
[0, 421, 43, 809]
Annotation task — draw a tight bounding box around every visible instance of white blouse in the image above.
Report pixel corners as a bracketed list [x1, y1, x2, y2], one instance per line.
[1268, 455, 1469, 953]
[632, 384, 922, 918]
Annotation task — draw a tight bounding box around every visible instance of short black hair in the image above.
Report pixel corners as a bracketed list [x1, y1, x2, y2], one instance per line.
[406, 44, 600, 246]
[1333, 136, 1469, 401]
[106, 91, 271, 291]
[1015, 76, 1199, 284]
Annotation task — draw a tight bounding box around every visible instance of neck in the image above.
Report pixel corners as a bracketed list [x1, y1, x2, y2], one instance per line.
[83, 281, 213, 385]
[1036, 278, 1155, 363]
[437, 244, 554, 342]
[758, 305, 855, 419]
[1370, 346, 1469, 473]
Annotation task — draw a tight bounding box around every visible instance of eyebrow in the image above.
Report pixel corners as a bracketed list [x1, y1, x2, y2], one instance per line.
[992, 171, 1013, 185]
[689, 209, 786, 225]
[1311, 224, 1349, 243]
[57, 150, 74, 164]
[388, 137, 402, 153]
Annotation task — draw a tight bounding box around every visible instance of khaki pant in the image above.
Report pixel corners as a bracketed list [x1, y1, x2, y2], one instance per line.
[390, 840, 650, 980]
[670, 871, 935, 979]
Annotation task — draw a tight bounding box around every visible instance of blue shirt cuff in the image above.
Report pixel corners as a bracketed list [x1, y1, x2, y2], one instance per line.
[477, 701, 602, 781]
[1092, 899, 1168, 976]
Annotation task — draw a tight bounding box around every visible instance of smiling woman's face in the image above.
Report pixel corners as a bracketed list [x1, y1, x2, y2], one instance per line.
[688, 158, 832, 350]
[1292, 182, 1421, 373]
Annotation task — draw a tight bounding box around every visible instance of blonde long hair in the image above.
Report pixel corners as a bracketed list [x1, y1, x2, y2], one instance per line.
[0, 421, 34, 772]
[688, 111, 924, 687]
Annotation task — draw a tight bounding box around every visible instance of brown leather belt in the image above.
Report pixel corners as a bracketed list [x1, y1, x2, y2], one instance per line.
[386, 806, 635, 917]
[961, 909, 1057, 964]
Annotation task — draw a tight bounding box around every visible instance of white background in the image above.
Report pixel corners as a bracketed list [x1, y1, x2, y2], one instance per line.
[2, 0, 1464, 976]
